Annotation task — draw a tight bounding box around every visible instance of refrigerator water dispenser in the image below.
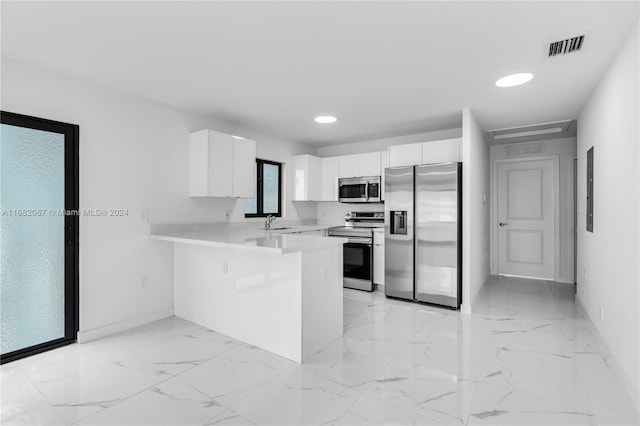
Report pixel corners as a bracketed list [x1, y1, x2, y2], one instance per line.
[390, 211, 407, 235]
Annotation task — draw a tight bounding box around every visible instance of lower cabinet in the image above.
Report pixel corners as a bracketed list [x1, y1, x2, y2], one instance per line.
[373, 230, 385, 286]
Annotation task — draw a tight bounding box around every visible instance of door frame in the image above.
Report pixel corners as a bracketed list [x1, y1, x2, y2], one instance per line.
[0, 110, 79, 364]
[490, 155, 560, 280]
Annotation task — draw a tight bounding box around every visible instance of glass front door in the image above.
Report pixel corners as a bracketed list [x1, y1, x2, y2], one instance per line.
[0, 111, 79, 364]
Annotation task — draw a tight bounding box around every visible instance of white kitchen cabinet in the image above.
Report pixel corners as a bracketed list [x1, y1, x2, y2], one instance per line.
[232, 136, 257, 198]
[338, 152, 382, 178]
[389, 142, 422, 167]
[373, 229, 385, 286]
[292, 155, 322, 201]
[388, 138, 461, 168]
[321, 157, 340, 201]
[422, 138, 461, 164]
[380, 150, 389, 201]
[189, 129, 256, 198]
[338, 154, 361, 178]
[359, 152, 382, 177]
[292, 155, 340, 202]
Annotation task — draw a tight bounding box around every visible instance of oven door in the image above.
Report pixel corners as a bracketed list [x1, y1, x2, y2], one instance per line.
[339, 182, 368, 202]
[343, 239, 374, 291]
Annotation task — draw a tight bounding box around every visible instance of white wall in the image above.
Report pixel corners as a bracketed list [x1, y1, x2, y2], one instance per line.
[316, 128, 462, 157]
[490, 137, 577, 283]
[461, 108, 490, 313]
[576, 22, 639, 407]
[1, 57, 316, 339]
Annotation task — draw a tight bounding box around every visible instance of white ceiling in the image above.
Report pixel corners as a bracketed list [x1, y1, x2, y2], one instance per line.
[1, 1, 638, 146]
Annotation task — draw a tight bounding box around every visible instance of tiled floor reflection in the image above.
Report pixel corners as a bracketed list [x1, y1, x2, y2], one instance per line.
[2, 276, 638, 425]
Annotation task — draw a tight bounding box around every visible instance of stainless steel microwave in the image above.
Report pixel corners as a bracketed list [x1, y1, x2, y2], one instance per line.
[338, 176, 381, 203]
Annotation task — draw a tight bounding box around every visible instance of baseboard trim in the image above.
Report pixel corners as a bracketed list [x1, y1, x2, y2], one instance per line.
[498, 273, 550, 281]
[554, 278, 576, 284]
[77, 307, 174, 343]
[575, 294, 639, 413]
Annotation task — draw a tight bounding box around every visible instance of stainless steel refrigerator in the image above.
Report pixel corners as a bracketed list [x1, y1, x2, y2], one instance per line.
[384, 162, 462, 309]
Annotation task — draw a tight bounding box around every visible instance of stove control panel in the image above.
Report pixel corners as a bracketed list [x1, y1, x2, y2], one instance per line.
[345, 211, 384, 220]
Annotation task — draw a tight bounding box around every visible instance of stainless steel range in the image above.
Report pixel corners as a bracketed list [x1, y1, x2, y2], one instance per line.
[328, 211, 384, 291]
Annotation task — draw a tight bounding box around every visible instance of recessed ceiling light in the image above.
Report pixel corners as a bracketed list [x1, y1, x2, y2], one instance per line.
[495, 73, 534, 87]
[314, 116, 337, 124]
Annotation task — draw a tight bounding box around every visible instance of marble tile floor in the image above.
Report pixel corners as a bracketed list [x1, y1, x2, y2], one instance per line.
[2, 275, 638, 425]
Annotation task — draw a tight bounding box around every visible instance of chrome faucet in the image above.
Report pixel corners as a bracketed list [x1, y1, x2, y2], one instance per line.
[265, 214, 276, 230]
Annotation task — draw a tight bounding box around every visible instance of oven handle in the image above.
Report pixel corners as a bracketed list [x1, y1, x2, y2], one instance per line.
[365, 182, 369, 202]
[346, 237, 373, 245]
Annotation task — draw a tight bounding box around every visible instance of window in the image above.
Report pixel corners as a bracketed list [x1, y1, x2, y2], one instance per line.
[244, 159, 282, 218]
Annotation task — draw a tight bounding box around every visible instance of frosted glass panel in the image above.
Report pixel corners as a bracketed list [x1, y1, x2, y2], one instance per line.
[262, 163, 279, 214]
[0, 124, 66, 354]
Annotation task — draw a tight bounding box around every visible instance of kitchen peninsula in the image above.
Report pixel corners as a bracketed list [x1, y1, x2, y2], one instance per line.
[151, 225, 345, 363]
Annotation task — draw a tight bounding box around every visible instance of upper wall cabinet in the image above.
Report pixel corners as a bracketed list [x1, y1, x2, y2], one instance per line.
[389, 138, 461, 168]
[292, 155, 340, 201]
[321, 157, 340, 201]
[360, 152, 382, 176]
[338, 154, 360, 178]
[293, 154, 322, 201]
[422, 138, 461, 164]
[189, 129, 256, 198]
[338, 152, 381, 178]
[389, 142, 422, 167]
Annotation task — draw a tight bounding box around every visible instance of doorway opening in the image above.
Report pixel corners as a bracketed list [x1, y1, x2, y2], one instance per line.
[493, 156, 559, 280]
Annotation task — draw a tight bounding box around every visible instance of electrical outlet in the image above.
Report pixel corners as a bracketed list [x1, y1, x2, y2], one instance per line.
[141, 209, 149, 222]
[600, 306, 605, 322]
[320, 267, 327, 283]
[583, 270, 588, 283]
[222, 260, 229, 275]
[140, 275, 149, 288]
[483, 193, 487, 203]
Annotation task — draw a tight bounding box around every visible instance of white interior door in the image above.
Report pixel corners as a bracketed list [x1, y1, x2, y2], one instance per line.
[497, 159, 554, 279]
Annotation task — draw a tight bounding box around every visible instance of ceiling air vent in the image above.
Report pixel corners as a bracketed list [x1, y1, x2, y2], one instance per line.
[548, 35, 585, 57]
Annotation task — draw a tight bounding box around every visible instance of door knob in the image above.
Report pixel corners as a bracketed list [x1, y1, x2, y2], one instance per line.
[499, 222, 509, 227]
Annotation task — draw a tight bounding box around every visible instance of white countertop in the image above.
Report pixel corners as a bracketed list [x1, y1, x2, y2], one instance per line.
[151, 225, 346, 254]
[269, 224, 330, 234]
